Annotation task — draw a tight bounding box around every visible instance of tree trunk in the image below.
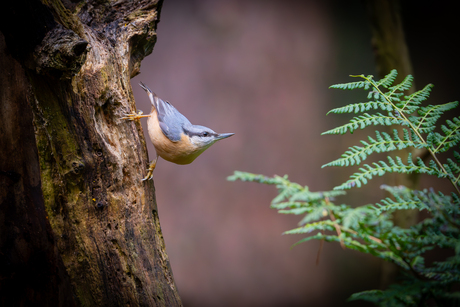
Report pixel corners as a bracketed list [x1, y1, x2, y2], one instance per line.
[0, 0, 182, 306]
[366, 0, 418, 290]
[367, 0, 414, 86]
[0, 32, 78, 307]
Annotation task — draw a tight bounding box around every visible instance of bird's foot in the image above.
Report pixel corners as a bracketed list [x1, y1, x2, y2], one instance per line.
[121, 110, 150, 121]
[142, 158, 157, 181]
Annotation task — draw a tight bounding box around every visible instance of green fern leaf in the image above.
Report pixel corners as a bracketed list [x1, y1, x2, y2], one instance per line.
[295, 233, 372, 253]
[444, 158, 460, 177]
[290, 233, 332, 247]
[322, 113, 406, 135]
[348, 290, 384, 303]
[297, 206, 328, 226]
[377, 186, 458, 217]
[375, 69, 398, 88]
[424, 271, 460, 284]
[409, 234, 459, 250]
[270, 201, 306, 210]
[388, 74, 414, 93]
[329, 74, 373, 91]
[349, 279, 431, 305]
[396, 83, 434, 114]
[227, 171, 286, 185]
[376, 198, 427, 214]
[376, 185, 430, 214]
[323, 129, 427, 168]
[278, 207, 310, 215]
[428, 256, 460, 272]
[329, 80, 370, 90]
[289, 189, 345, 202]
[334, 155, 445, 190]
[341, 205, 375, 229]
[379, 251, 411, 269]
[272, 185, 302, 204]
[432, 116, 460, 153]
[410, 101, 459, 134]
[283, 220, 335, 235]
[326, 101, 394, 115]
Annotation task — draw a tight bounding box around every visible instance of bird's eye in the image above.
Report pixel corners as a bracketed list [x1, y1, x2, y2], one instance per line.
[202, 132, 209, 137]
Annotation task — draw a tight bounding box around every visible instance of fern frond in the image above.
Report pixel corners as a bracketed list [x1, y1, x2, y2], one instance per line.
[322, 113, 406, 135]
[288, 189, 345, 203]
[334, 155, 445, 190]
[410, 101, 459, 134]
[444, 158, 460, 179]
[228, 171, 346, 206]
[430, 116, 460, 153]
[323, 129, 427, 167]
[375, 69, 397, 88]
[396, 83, 434, 114]
[376, 185, 431, 214]
[428, 256, 460, 272]
[270, 201, 306, 210]
[230, 70, 460, 305]
[297, 206, 328, 226]
[387, 74, 414, 95]
[278, 207, 311, 215]
[327, 101, 394, 115]
[349, 279, 427, 305]
[348, 290, 384, 303]
[283, 220, 336, 235]
[227, 171, 289, 186]
[378, 251, 411, 270]
[341, 205, 375, 229]
[376, 198, 427, 214]
[424, 271, 460, 284]
[314, 234, 407, 266]
[408, 234, 459, 250]
[293, 232, 373, 254]
[227, 171, 308, 205]
[329, 74, 373, 90]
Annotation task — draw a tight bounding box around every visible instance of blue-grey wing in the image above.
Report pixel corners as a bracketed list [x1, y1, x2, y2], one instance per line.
[139, 82, 190, 142]
[156, 97, 191, 142]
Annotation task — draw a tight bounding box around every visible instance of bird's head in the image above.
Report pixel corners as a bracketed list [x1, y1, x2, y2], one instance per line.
[184, 125, 234, 149]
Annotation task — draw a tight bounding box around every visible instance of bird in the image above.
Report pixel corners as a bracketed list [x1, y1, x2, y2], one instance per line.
[122, 82, 234, 181]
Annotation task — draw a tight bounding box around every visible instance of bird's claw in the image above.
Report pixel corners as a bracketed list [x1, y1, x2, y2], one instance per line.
[121, 110, 145, 121]
[141, 159, 157, 181]
[142, 168, 154, 181]
[142, 173, 153, 181]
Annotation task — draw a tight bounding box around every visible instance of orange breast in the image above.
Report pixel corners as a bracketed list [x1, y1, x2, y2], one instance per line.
[147, 108, 206, 164]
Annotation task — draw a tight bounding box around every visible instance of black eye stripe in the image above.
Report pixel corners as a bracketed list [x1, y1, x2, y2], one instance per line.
[183, 127, 216, 138]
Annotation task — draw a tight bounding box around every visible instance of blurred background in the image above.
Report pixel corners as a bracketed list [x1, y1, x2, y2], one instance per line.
[130, 1, 459, 306]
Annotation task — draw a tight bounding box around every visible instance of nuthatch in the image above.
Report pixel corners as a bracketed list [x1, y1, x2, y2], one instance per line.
[123, 82, 234, 181]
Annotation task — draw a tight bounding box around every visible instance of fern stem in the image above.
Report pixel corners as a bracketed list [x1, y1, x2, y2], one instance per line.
[326, 198, 345, 250]
[337, 225, 383, 245]
[361, 75, 460, 195]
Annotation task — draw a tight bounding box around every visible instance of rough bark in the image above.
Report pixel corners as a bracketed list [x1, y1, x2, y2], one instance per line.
[0, 32, 77, 307]
[0, 0, 182, 305]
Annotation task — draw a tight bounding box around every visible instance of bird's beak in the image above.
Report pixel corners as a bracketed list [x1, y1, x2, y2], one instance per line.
[216, 133, 234, 140]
